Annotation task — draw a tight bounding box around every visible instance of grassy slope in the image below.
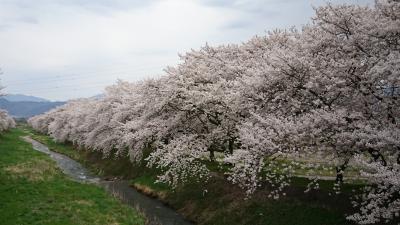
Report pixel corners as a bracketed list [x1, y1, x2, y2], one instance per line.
[26, 126, 360, 225]
[133, 174, 358, 225]
[0, 128, 145, 225]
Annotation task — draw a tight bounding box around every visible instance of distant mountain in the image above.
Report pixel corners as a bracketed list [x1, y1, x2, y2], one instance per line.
[0, 98, 65, 118]
[91, 94, 105, 100]
[2, 94, 50, 102]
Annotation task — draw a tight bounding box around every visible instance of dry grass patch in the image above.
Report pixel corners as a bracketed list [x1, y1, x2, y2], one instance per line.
[74, 199, 95, 207]
[4, 158, 57, 181]
[132, 183, 168, 200]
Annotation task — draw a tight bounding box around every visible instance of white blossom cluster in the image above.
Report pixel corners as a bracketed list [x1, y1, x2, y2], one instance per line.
[348, 155, 400, 224]
[0, 89, 15, 132]
[28, 1, 399, 224]
[0, 109, 15, 132]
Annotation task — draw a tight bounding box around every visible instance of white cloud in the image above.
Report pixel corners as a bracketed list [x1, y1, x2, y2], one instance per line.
[0, 0, 374, 100]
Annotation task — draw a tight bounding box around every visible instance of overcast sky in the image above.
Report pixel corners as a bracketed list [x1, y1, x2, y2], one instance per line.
[0, 0, 373, 101]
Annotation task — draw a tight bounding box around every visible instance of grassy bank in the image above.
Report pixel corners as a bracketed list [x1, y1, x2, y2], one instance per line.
[131, 175, 360, 225]
[25, 125, 361, 225]
[0, 128, 145, 225]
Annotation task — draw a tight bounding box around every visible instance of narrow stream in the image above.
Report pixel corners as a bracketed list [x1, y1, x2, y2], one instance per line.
[23, 136, 193, 225]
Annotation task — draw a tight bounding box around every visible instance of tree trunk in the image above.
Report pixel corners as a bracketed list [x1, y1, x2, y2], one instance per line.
[335, 159, 349, 184]
[228, 138, 234, 155]
[209, 149, 215, 162]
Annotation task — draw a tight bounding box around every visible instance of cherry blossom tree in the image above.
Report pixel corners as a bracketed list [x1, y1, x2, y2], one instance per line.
[0, 78, 15, 132]
[228, 1, 400, 223]
[0, 109, 15, 132]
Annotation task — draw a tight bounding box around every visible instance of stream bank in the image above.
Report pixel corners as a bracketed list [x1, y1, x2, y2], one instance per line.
[23, 136, 193, 225]
[26, 127, 357, 225]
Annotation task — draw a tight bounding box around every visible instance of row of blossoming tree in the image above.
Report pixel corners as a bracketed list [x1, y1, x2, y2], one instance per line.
[29, 1, 399, 224]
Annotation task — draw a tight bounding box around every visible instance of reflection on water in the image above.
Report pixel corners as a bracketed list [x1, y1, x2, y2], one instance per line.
[23, 136, 193, 225]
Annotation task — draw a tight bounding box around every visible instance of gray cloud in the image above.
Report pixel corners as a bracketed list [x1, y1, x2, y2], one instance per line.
[0, 0, 375, 101]
[0, 0, 158, 11]
[222, 20, 254, 30]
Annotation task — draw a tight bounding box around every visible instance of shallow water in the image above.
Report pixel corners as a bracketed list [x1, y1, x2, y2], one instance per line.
[23, 136, 193, 225]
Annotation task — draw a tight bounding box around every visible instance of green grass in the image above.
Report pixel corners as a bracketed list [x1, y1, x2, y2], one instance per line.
[0, 128, 145, 225]
[128, 171, 361, 225]
[24, 124, 362, 225]
[263, 157, 363, 179]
